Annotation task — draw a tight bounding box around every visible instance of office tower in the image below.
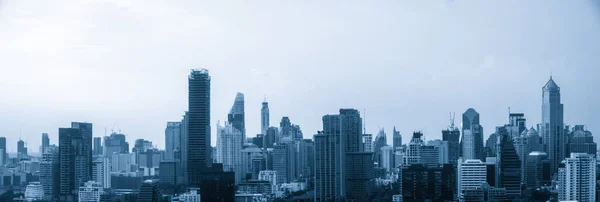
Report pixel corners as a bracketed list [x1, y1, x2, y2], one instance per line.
[297, 139, 315, 179]
[17, 139, 28, 159]
[78, 181, 103, 202]
[393, 127, 402, 150]
[526, 127, 542, 152]
[240, 147, 264, 180]
[138, 149, 161, 176]
[138, 180, 161, 202]
[457, 158, 487, 200]
[273, 143, 296, 184]
[188, 69, 212, 185]
[421, 145, 440, 168]
[40, 145, 59, 201]
[442, 125, 460, 165]
[339, 109, 363, 154]
[380, 146, 395, 172]
[59, 127, 86, 201]
[362, 134, 373, 152]
[373, 129, 387, 166]
[216, 123, 243, 184]
[513, 131, 528, 182]
[179, 112, 189, 184]
[405, 132, 424, 166]
[485, 131, 498, 158]
[525, 151, 550, 189]
[264, 127, 278, 149]
[346, 152, 375, 201]
[314, 130, 342, 201]
[71, 122, 93, 184]
[165, 122, 181, 160]
[197, 164, 235, 202]
[428, 139, 449, 165]
[92, 158, 111, 189]
[132, 139, 153, 153]
[495, 131, 521, 199]
[159, 160, 178, 185]
[42, 133, 50, 153]
[280, 117, 292, 141]
[568, 125, 596, 156]
[103, 133, 129, 156]
[461, 108, 484, 161]
[558, 153, 596, 202]
[261, 100, 269, 136]
[541, 77, 565, 174]
[0, 137, 6, 165]
[93, 137, 102, 156]
[507, 113, 527, 137]
[110, 153, 135, 173]
[228, 92, 246, 144]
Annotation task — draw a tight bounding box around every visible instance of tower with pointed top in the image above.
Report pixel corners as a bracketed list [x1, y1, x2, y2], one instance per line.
[261, 99, 270, 136]
[541, 77, 564, 175]
[228, 93, 246, 143]
[393, 127, 402, 150]
[461, 108, 484, 161]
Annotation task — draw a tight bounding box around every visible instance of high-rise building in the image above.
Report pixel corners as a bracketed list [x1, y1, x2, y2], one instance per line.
[59, 127, 86, 201]
[457, 158, 487, 200]
[273, 143, 296, 184]
[159, 160, 178, 185]
[525, 151, 550, 189]
[165, 122, 181, 160]
[495, 131, 521, 199]
[296, 139, 315, 179]
[188, 69, 212, 185]
[92, 158, 111, 189]
[42, 133, 50, 153]
[461, 108, 484, 161]
[93, 137, 102, 156]
[558, 153, 596, 202]
[264, 127, 278, 149]
[40, 145, 59, 201]
[393, 127, 402, 150]
[314, 130, 342, 201]
[346, 152, 375, 201]
[240, 147, 264, 180]
[526, 127, 542, 152]
[261, 100, 270, 136]
[138, 180, 161, 202]
[71, 122, 93, 185]
[280, 117, 292, 141]
[18, 139, 28, 159]
[428, 139, 449, 165]
[103, 133, 129, 156]
[541, 77, 564, 175]
[373, 129, 387, 166]
[442, 126, 460, 165]
[179, 112, 189, 184]
[567, 125, 596, 157]
[216, 123, 243, 184]
[362, 134, 373, 152]
[507, 113, 527, 137]
[138, 149, 161, 176]
[0, 137, 6, 165]
[513, 131, 528, 182]
[228, 92, 246, 145]
[380, 146, 395, 172]
[405, 132, 424, 166]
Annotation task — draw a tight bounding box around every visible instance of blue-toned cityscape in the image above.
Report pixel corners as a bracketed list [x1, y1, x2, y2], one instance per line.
[0, 69, 596, 202]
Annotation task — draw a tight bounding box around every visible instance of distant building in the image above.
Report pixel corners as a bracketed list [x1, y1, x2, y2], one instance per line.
[78, 181, 103, 202]
[93, 137, 102, 156]
[165, 122, 181, 160]
[558, 153, 596, 202]
[380, 146, 395, 172]
[261, 100, 270, 136]
[59, 127, 89, 201]
[567, 125, 596, 157]
[92, 158, 111, 189]
[346, 152, 375, 201]
[541, 77, 564, 174]
[103, 133, 129, 156]
[159, 161, 178, 185]
[393, 127, 402, 150]
[373, 129, 387, 166]
[42, 133, 50, 154]
[24, 182, 44, 201]
[405, 132, 424, 166]
[495, 130, 521, 199]
[40, 145, 59, 201]
[264, 127, 278, 149]
[228, 92, 246, 145]
[240, 147, 264, 180]
[457, 158, 487, 200]
[273, 143, 296, 184]
[17, 139, 28, 159]
[0, 137, 6, 165]
[525, 151, 550, 189]
[461, 108, 484, 161]
[138, 180, 160, 202]
[362, 134, 373, 152]
[442, 126, 460, 165]
[216, 122, 243, 184]
[137, 149, 161, 176]
[187, 69, 213, 185]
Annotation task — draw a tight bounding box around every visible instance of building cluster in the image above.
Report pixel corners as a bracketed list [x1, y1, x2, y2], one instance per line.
[0, 71, 597, 202]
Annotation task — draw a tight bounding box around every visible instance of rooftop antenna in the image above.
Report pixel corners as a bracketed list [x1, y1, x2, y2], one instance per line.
[363, 109, 367, 134]
[449, 112, 456, 129]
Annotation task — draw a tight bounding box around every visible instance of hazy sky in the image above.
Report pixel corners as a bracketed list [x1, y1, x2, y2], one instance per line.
[1, 0, 599, 154]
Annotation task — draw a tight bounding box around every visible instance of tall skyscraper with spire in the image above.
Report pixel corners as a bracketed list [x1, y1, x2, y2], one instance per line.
[261, 99, 270, 136]
[228, 92, 245, 143]
[461, 108, 484, 161]
[188, 69, 212, 185]
[541, 77, 564, 174]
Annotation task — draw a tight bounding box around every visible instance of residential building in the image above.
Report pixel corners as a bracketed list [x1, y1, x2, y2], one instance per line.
[457, 158, 487, 200]
[165, 122, 181, 160]
[78, 181, 103, 202]
[558, 153, 596, 202]
[216, 122, 243, 184]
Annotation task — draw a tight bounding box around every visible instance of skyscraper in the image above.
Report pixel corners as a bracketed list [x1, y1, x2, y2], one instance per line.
[461, 108, 484, 161]
[495, 130, 521, 199]
[525, 151, 550, 189]
[17, 139, 27, 159]
[567, 125, 596, 156]
[261, 100, 270, 136]
[93, 137, 102, 156]
[103, 133, 129, 156]
[216, 123, 243, 184]
[188, 69, 212, 185]
[457, 158, 487, 200]
[92, 158, 111, 189]
[558, 153, 596, 202]
[264, 126, 278, 149]
[393, 127, 402, 150]
[71, 122, 93, 185]
[406, 132, 424, 166]
[541, 77, 564, 174]
[346, 152, 375, 201]
[526, 127, 542, 152]
[0, 137, 6, 165]
[40, 145, 59, 201]
[59, 127, 86, 201]
[138, 180, 161, 202]
[228, 92, 245, 144]
[442, 126, 460, 165]
[42, 133, 50, 153]
[273, 143, 296, 184]
[373, 129, 387, 166]
[165, 122, 181, 160]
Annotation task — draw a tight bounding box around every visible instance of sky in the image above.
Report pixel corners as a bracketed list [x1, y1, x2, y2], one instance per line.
[0, 0, 599, 154]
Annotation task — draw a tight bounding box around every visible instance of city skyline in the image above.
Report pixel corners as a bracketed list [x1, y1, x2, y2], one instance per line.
[1, 1, 600, 152]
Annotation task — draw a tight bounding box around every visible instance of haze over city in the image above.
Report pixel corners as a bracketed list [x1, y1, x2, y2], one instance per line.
[1, 0, 599, 153]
